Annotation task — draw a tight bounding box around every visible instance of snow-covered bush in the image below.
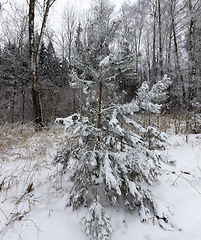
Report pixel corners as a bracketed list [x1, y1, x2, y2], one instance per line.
[188, 114, 201, 134]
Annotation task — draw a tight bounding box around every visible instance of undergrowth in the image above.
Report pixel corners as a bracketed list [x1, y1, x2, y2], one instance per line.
[0, 123, 68, 238]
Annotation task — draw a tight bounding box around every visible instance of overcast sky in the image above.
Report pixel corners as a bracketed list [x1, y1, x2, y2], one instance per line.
[52, 0, 134, 13]
[1, 0, 137, 36]
[50, 0, 136, 22]
[2, 0, 137, 22]
[3, 0, 137, 15]
[48, 0, 137, 33]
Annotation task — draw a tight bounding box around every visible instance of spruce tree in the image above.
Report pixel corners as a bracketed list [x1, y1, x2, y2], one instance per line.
[54, 77, 174, 239]
[54, 1, 175, 239]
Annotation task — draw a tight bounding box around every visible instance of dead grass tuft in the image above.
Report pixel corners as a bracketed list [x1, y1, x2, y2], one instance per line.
[0, 123, 66, 158]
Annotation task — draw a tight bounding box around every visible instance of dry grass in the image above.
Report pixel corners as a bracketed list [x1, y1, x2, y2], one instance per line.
[0, 123, 35, 155]
[130, 113, 190, 135]
[0, 123, 72, 238]
[0, 123, 68, 204]
[0, 123, 65, 159]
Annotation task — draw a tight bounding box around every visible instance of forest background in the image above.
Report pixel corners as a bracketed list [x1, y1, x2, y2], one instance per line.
[0, 0, 200, 127]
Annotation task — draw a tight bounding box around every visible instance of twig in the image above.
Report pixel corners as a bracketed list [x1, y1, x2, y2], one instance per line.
[173, 173, 201, 195]
[181, 174, 201, 195]
[197, 160, 201, 173]
[0, 207, 22, 239]
[21, 219, 42, 233]
[16, 182, 34, 205]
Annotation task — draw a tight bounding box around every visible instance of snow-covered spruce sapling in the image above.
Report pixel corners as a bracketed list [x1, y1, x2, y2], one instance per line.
[54, 101, 175, 239]
[54, 0, 174, 235]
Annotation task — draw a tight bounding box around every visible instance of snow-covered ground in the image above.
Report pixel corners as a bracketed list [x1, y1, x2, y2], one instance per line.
[0, 124, 201, 240]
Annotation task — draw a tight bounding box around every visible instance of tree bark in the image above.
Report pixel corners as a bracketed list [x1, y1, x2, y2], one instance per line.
[29, 0, 43, 129]
[152, 0, 157, 84]
[188, 0, 196, 103]
[158, 0, 163, 78]
[28, 0, 56, 129]
[170, 0, 186, 102]
[97, 82, 102, 129]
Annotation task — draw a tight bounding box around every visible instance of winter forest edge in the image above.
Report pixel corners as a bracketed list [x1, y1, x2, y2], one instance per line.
[0, 0, 201, 240]
[0, 0, 201, 125]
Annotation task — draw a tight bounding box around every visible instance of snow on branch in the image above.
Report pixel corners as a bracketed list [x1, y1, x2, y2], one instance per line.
[137, 75, 172, 114]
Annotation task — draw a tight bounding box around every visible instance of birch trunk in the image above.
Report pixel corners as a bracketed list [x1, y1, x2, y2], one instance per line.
[158, 0, 163, 78]
[152, 0, 157, 84]
[188, 0, 196, 103]
[28, 0, 56, 129]
[29, 0, 43, 129]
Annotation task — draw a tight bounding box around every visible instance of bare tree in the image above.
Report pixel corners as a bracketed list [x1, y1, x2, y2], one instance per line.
[28, 0, 56, 129]
[158, 0, 163, 78]
[187, 0, 197, 103]
[61, 3, 77, 68]
[146, 0, 158, 84]
[169, 0, 186, 102]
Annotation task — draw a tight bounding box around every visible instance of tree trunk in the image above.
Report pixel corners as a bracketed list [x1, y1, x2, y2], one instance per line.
[29, 0, 43, 129]
[171, 0, 186, 102]
[152, 1, 157, 84]
[167, 28, 171, 75]
[188, 0, 196, 103]
[158, 0, 163, 78]
[97, 82, 102, 129]
[28, 0, 56, 129]
[146, 33, 151, 82]
[22, 79, 25, 124]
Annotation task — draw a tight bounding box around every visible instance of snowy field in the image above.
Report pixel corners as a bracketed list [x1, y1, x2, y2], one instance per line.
[0, 124, 201, 240]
